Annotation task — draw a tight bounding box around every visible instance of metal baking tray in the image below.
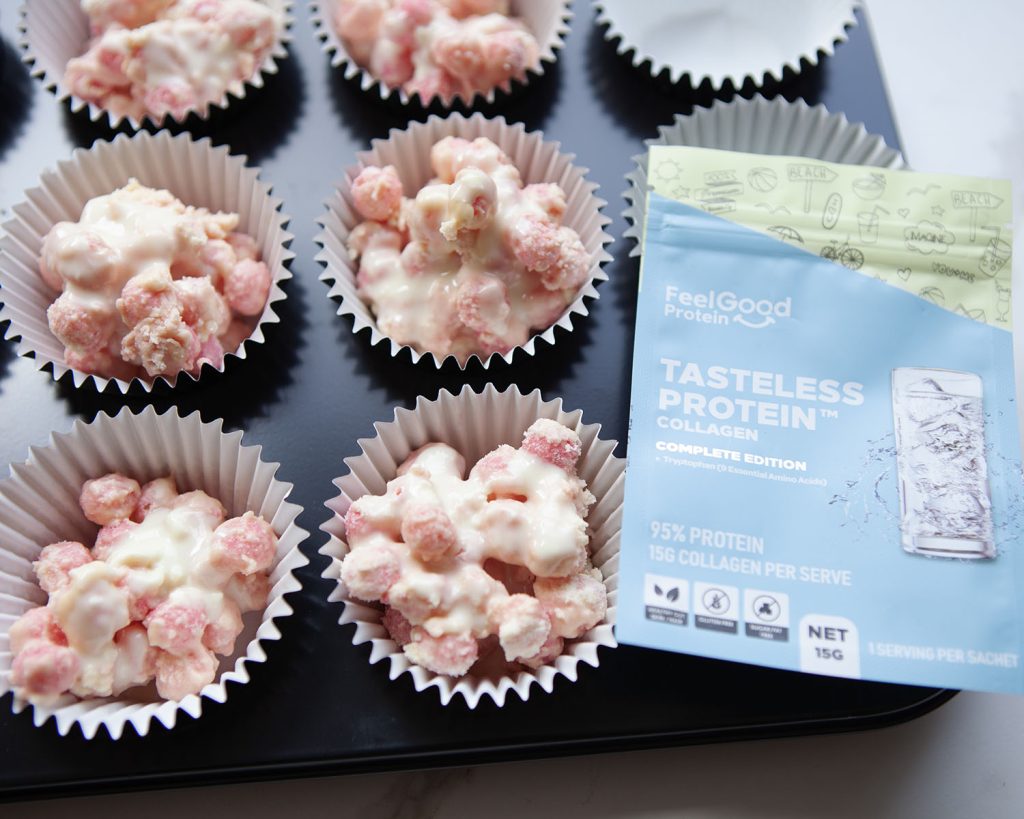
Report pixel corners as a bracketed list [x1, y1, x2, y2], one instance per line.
[0, 4, 953, 801]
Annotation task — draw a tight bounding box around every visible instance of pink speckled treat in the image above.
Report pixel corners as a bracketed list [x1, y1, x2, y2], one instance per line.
[20, 0, 292, 129]
[313, 0, 570, 108]
[0, 130, 294, 394]
[316, 114, 612, 370]
[321, 385, 624, 708]
[331, 0, 538, 105]
[345, 136, 591, 364]
[7, 472, 278, 706]
[38, 180, 273, 382]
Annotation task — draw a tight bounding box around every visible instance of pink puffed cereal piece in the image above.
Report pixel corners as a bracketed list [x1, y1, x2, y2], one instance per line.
[47, 293, 115, 353]
[430, 137, 471, 183]
[33, 541, 93, 595]
[226, 231, 259, 262]
[209, 0, 280, 52]
[173, 490, 226, 528]
[521, 418, 582, 471]
[196, 335, 225, 370]
[209, 511, 278, 575]
[202, 600, 244, 655]
[145, 601, 208, 656]
[469, 445, 514, 482]
[117, 267, 179, 327]
[132, 476, 179, 523]
[153, 646, 218, 700]
[401, 503, 457, 562]
[223, 258, 271, 317]
[94, 519, 138, 560]
[11, 641, 80, 701]
[489, 593, 551, 662]
[341, 543, 403, 602]
[65, 348, 139, 381]
[351, 165, 404, 222]
[384, 574, 444, 623]
[143, 77, 198, 121]
[335, 0, 387, 41]
[120, 306, 202, 377]
[480, 27, 538, 87]
[347, 221, 404, 261]
[9, 607, 68, 654]
[174, 276, 231, 339]
[523, 183, 567, 222]
[225, 571, 271, 613]
[123, 581, 161, 623]
[80, 473, 142, 526]
[403, 629, 479, 677]
[534, 573, 607, 639]
[452, 137, 513, 176]
[370, 39, 414, 88]
[542, 231, 590, 291]
[519, 632, 564, 670]
[455, 274, 512, 337]
[382, 606, 413, 647]
[432, 30, 486, 82]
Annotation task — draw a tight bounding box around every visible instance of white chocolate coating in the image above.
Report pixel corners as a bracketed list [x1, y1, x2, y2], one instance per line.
[349, 138, 590, 363]
[66, 0, 284, 121]
[9, 475, 276, 705]
[341, 419, 606, 677]
[40, 180, 270, 380]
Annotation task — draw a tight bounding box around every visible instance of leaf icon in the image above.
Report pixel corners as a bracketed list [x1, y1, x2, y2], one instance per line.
[654, 584, 663, 596]
[667, 587, 679, 603]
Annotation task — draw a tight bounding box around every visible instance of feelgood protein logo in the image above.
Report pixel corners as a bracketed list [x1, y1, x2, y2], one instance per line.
[663, 286, 793, 330]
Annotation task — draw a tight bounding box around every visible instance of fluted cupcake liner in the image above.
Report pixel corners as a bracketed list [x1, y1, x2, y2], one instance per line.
[623, 96, 906, 257]
[310, 0, 570, 109]
[0, 129, 294, 392]
[19, 0, 294, 130]
[0, 406, 309, 739]
[315, 112, 613, 368]
[595, 0, 860, 91]
[320, 383, 623, 708]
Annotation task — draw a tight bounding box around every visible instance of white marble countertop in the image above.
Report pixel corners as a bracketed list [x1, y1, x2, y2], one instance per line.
[7, 2, 1024, 815]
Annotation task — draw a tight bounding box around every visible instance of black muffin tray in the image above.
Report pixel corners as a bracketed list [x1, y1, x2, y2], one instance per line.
[0, 4, 953, 801]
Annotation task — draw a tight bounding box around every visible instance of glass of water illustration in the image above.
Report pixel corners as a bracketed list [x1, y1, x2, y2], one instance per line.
[891, 367, 995, 559]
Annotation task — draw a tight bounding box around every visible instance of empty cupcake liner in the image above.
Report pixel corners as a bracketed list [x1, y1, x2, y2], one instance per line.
[0, 129, 294, 393]
[315, 112, 613, 369]
[320, 383, 623, 708]
[310, 0, 570, 109]
[623, 96, 906, 257]
[595, 0, 860, 90]
[0, 406, 309, 739]
[19, 0, 294, 131]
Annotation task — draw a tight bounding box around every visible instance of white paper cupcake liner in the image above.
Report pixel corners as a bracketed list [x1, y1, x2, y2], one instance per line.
[595, 0, 860, 90]
[19, 0, 294, 131]
[0, 129, 294, 393]
[320, 384, 623, 708]
[0, 406, 309, 739]
[311, 0, 570, 108]
[315, 112, 613, 369]
[623, 96, 906, 257]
